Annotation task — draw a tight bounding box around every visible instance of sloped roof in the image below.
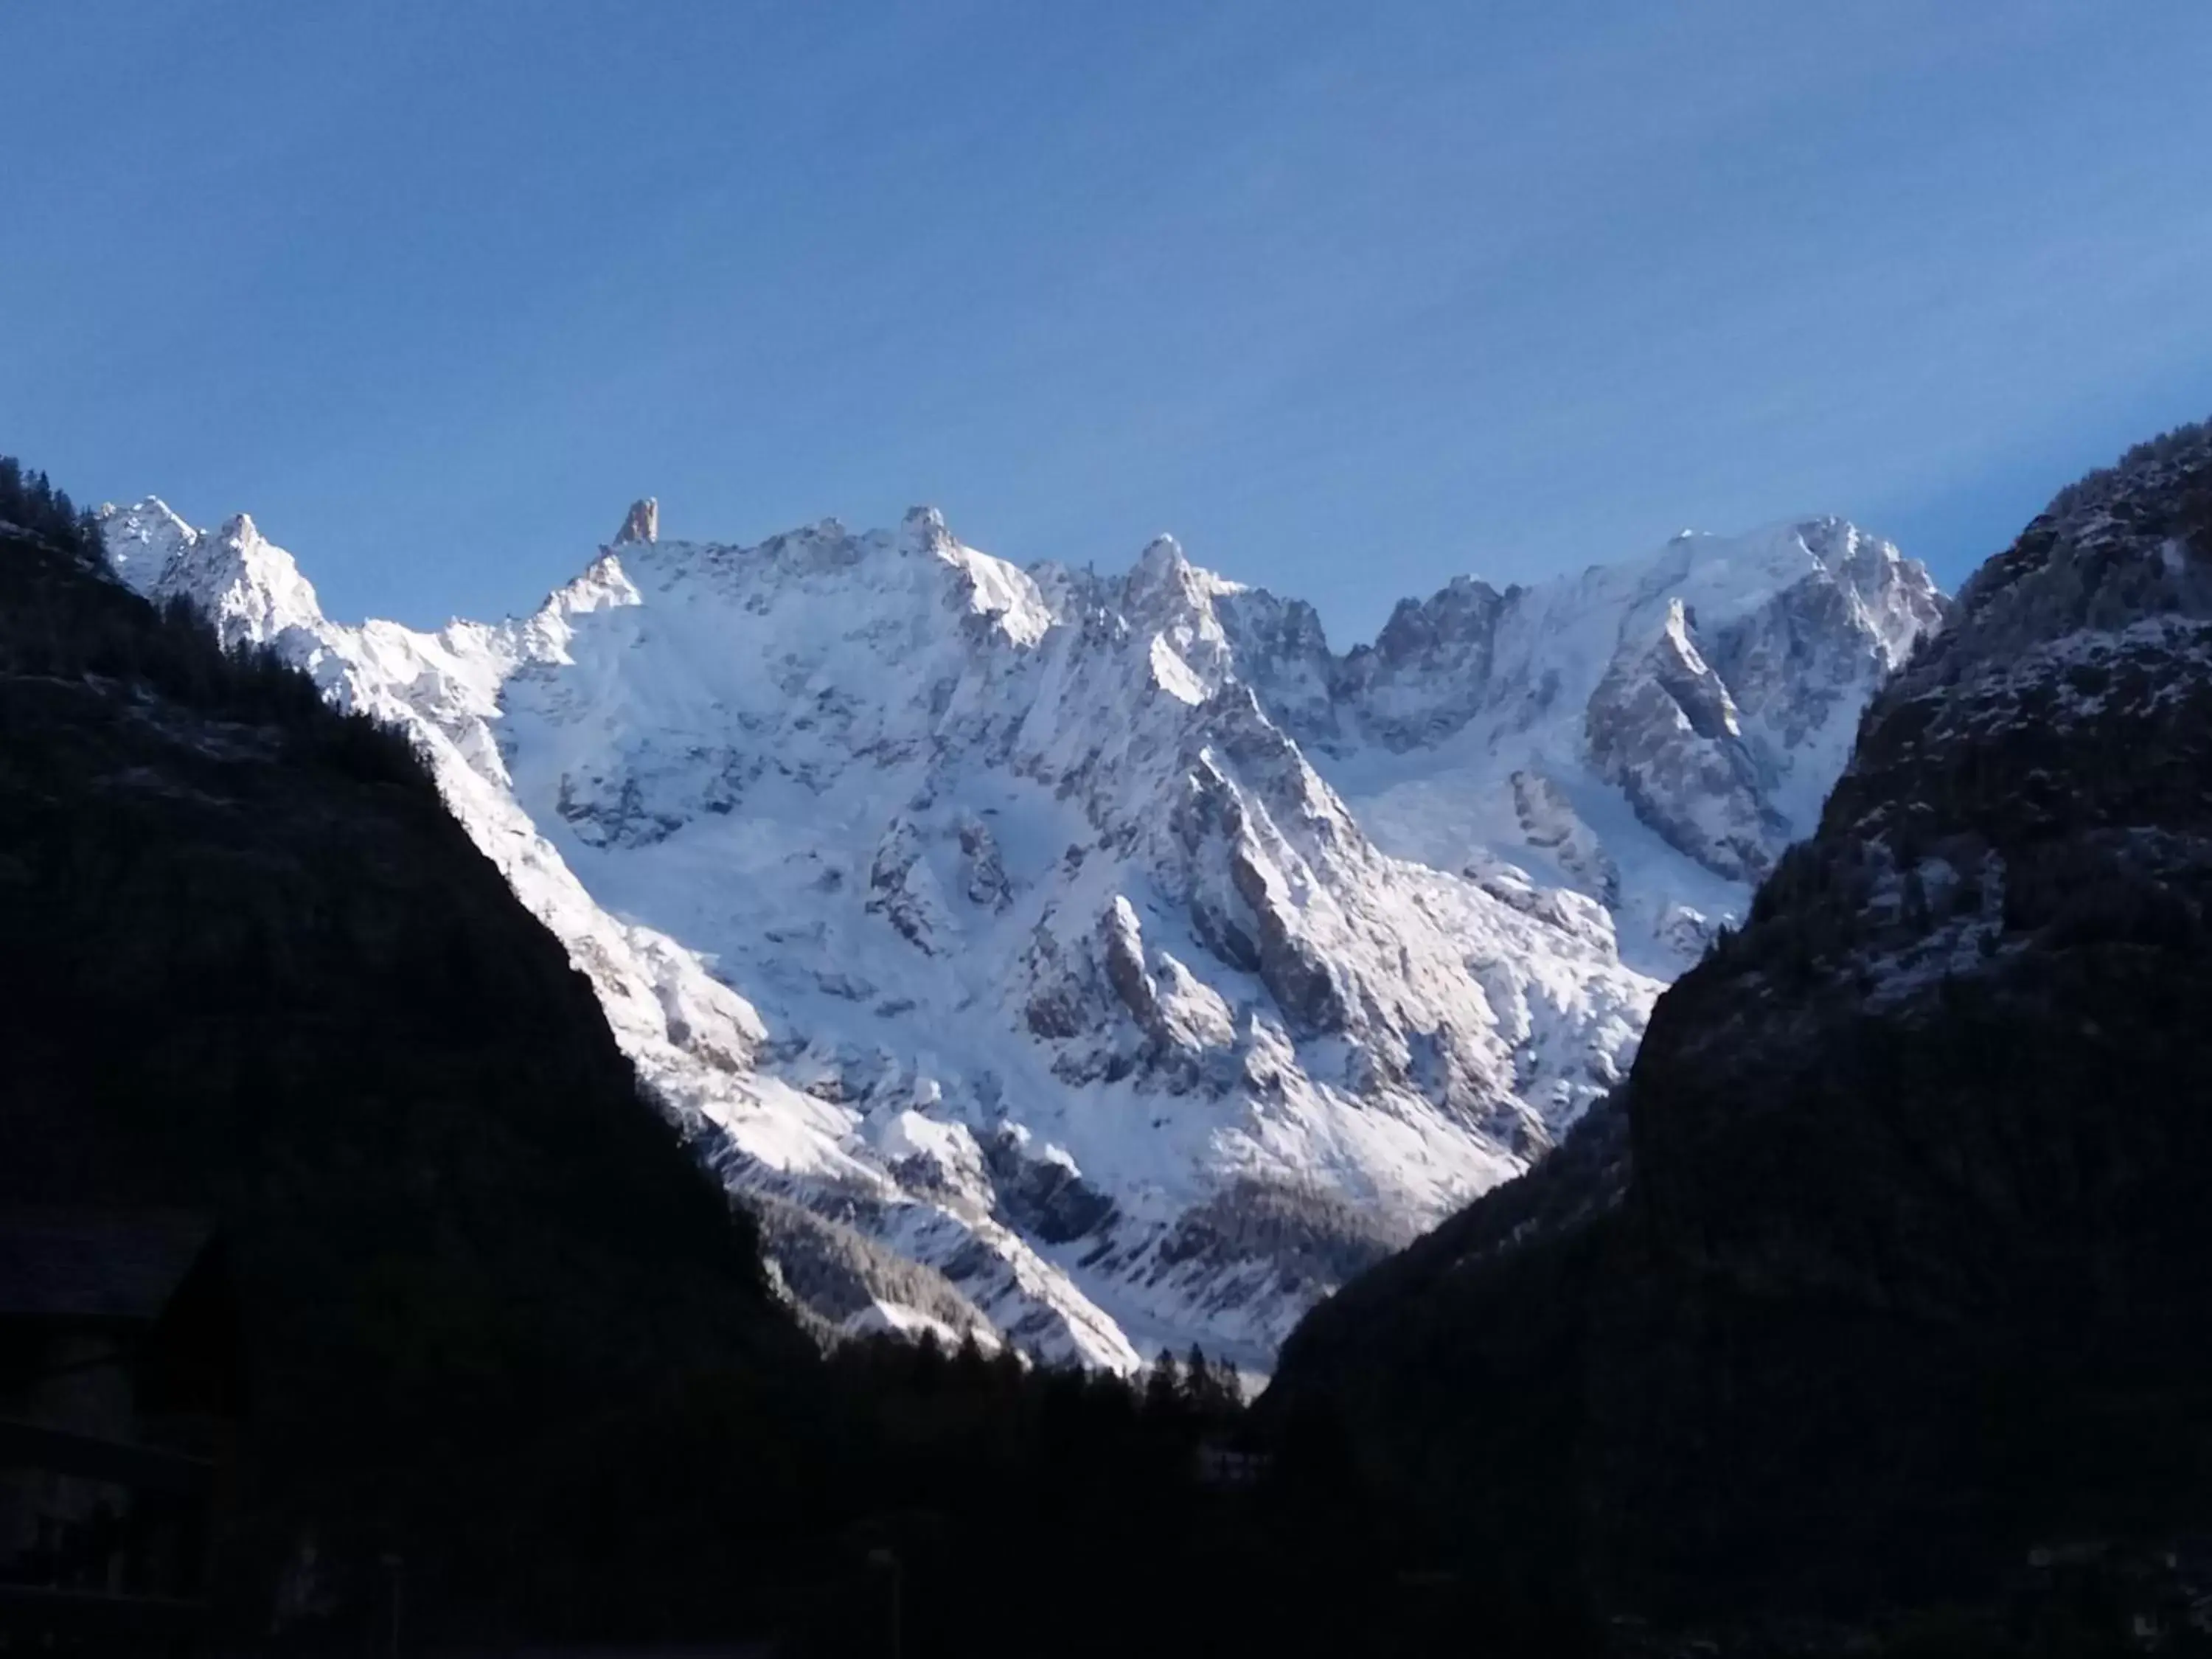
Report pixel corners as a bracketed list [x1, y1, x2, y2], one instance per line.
[0, 1212, 216, 1323]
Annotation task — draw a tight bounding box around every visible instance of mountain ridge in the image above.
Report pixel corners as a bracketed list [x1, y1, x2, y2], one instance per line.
[97, 492, 1941, 1366]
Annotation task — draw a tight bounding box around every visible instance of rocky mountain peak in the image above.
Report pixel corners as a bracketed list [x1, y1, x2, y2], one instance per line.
[95, 495, 197, 597]
[612, 497, 658, 546]
[899, 504, 953, 555]
[97, 491, 1942, 1369]
[1134, 530, 1188, 572]
[96, 498, 325, 650]
[1373, 574, 1507, 653]
[1123, 533, 1203, 611]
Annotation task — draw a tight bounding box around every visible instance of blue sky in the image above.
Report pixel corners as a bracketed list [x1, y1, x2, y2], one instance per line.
[5, 1, 2210, 640]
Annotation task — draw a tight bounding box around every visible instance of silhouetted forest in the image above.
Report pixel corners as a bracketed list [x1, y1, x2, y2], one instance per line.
[0, 454, 102, 557]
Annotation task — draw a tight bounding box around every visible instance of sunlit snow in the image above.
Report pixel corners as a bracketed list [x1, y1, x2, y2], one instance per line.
[95, 496, 1939, 1370]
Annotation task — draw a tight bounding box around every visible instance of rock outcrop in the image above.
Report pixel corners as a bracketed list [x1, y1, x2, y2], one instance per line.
[612, 496, 658, 546]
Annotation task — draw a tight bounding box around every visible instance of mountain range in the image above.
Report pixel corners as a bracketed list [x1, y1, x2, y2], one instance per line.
[95, 493, 1943, 1367]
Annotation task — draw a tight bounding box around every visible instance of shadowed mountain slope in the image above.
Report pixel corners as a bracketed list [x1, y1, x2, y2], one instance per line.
[1265, 421, 2212, 1632]
[0, 490, 814, 1638]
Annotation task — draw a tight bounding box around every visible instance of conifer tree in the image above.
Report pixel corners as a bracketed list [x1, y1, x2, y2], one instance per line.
[1144, 1347, 1181, 1416]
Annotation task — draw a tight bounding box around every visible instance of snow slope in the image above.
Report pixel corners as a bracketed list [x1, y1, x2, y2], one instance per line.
[97, 497, 1940, 1369]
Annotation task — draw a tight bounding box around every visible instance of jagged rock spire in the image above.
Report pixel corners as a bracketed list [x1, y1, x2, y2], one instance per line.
[900, 504, 953, 554]
[612, 498, 658, 546]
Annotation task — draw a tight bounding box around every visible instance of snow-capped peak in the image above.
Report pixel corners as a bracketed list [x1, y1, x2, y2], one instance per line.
[95, 497, 328, 650]
[1126, 532, 1248, 611]
[543, 551, 644, 621]
[899, 504, 953, 554]
[1131, 531, 1190, 581]
[95, 494, 1941, 1371]
[96, 496, 197, 597]
[1209, 515, 1944, 945]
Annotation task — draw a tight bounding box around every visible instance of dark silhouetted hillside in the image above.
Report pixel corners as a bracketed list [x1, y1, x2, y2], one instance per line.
[0, 484, 817, 1641]
[1267, 422, 2212, 1649]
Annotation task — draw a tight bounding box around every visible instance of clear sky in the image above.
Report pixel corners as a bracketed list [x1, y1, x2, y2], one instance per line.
[5, 1, 2211, 641]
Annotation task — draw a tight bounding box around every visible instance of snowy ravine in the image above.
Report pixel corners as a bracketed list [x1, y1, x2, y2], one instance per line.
[97, 498, 1942, 1371]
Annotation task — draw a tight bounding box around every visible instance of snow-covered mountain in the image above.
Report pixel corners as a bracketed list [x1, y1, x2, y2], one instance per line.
[96, 496, 1940, 1368]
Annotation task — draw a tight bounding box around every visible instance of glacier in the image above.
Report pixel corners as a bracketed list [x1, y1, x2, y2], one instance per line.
[96, 495, 1941, 1370]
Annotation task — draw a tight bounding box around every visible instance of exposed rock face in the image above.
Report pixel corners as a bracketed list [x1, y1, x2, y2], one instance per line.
[1585, 598, 1784, 882]
[1250, 516, 1947, 971]
[1267, 421, 2212, 1628]
[94, 491, 1935, 1370]
[1509, 768, 1620, 905]
[613, 496, 658, 546]
[1331, 575, 1510, 748]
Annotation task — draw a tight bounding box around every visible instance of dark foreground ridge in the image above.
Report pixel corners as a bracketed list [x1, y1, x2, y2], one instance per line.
[0, 461, 823, 1633]
[1267, 421, 2212, 1649]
